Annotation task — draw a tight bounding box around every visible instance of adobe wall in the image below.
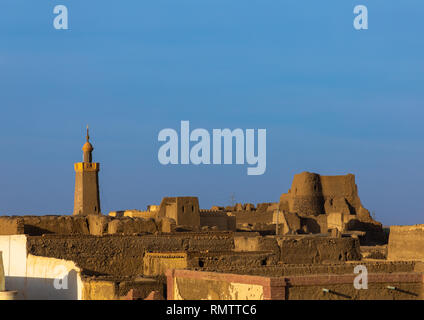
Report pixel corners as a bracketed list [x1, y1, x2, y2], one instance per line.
[277, 237, 361, 264]
[193, 251, 277, 270]
[144, 252, 190, 277]
[280, 172, 324, 216]
[155, 197, 236, 231]
[199, 211, 236, 231]
[388, 225, 424, 261]
[223, 202, 277, 213]
[143, 251, 277, 277]
[116, 278, 163, 300]
[82, 277, 163, 300]
[156, 197, 200, 227]
[26, 233, 235, 277]
[320, 175, 362, 209]
[25, 232, 362, 277]
[234, 235, 361, 264]
[0, 215, 161, 236]
[107, 217, 158, 235]
[233, 211, 274, 225]
[109, 210, 156, 219]
[81, 279, 116, 300]
[167, 269, 424, 300]
[300, 215, 328, 234]
[0, 217, 24, 235]
[286, 281, 422, 300]
[195, 261, 420, 277]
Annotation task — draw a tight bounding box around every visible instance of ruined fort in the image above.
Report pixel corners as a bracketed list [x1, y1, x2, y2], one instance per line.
[1, 131, 423, 300]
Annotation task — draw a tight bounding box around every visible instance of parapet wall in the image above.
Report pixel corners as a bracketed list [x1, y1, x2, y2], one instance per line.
[196, 260, 420, 277]
[0, 215, 163, 236]
[234, 235, 361, 264]
[167, 268, 424, 300]
[0, 217, 25, 235]
[233, 211, 274, 225]
[388, 225, 424, 261]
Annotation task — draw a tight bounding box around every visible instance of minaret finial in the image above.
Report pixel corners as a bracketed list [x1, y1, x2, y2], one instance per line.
[86, 125, 90, 142]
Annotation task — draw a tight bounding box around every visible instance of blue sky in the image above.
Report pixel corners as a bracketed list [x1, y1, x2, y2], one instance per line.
[0, 1, 423, 225]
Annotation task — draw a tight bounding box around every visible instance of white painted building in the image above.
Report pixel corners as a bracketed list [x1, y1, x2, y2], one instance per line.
[0, 235, 83, 300]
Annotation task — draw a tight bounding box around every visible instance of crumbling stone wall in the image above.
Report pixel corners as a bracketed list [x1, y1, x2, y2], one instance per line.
[199, 211, 236, 231]
[233, 211, 274, 225]
[278, 172, 387, 244]
[234, 235, 361, 264]
[195, 260, 420, 277]
[388, 225, 424, 261]
[0, 217, 24, 235]
[194, 251, 277, 269]
[279, 172, 369, 217]
[26, 232, 362, 278]
[234, 234, 280, 255]
[0, 215, 161, 236]
[0, 216, 90, 235]
[107, 217, 158, 234]
[26, 233, 235, 277]
[277, 237, 361, 264]
[143, 251, 277, 277]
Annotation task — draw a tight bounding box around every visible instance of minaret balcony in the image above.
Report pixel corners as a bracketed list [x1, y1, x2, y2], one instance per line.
[74, 162, 100, 172]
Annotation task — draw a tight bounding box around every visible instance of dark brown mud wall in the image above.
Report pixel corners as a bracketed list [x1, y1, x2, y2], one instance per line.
[233, 211, 274, 225]
[0, 217, 24, 235]
[278, 237, 361, 264]
[287, 282, 422, 300]
[196, 261, 418, 277]
[0, 215, 158, 236]
[27, 233, 235, 277]
[235, 235, 361, 264]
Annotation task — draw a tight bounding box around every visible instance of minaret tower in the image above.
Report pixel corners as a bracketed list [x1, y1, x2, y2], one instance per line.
[73, 126, 101, 215]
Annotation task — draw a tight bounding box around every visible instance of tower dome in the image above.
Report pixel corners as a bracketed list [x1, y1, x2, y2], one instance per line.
[82, 125, 94, 163]
[82, 141, 93, 152]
